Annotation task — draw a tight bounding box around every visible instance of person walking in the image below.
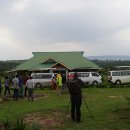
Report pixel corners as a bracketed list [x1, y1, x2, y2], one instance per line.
[12, 75, 19, 101]
[56, 74, 62, 96]
[67, 72, 84, 122]
[4, 76, 10, 95]
[26, 77, 34, 101]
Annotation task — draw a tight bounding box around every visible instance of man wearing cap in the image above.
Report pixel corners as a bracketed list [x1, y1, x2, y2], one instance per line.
[67, 72, 84, 122]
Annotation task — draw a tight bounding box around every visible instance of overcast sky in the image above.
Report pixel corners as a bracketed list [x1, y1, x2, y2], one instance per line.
[0, 0, 130, 60]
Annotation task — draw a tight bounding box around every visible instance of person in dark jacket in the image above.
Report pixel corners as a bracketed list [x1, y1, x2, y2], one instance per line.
[67, 72, 84, 122]
[18, 76, 24, 97]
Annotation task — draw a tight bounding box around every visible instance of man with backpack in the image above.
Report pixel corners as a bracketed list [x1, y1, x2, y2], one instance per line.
[67, 72, 84, 122]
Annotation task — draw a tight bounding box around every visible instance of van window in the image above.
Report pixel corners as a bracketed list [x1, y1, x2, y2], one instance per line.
[112, 72, 120, 76]
[42, 74, 52, 78]
[112, 71, 130, 76]
[92, 72, 99, 77]
[123, 71, 130, 75]
[78, 73, 89, 77]
[121, 72, 124, 76]
[32, 73, 53, 79]
[33, 75, 42, 79]
[126, 71, 130, 75]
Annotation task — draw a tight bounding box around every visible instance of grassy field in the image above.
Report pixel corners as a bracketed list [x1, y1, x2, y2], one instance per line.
[0, 87, 130, 130]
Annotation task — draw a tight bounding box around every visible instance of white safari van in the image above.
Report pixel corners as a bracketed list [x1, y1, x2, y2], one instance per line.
[108, 70, 130, 85]
[31, 73, 56, 88]
[68, 72, 102, 85]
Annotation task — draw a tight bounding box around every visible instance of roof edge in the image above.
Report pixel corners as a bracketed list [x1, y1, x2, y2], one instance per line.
[32, 51, 84, 56]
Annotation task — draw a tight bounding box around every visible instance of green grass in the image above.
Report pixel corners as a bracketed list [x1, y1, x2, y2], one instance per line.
[0, 88, 130, 130]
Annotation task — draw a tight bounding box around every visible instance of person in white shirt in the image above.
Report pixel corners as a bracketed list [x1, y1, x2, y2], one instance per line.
[12, 75, 19, 101]
[26, 77, 34, 101]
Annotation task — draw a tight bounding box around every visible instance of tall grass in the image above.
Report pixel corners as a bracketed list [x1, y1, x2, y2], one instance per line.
[2, 118, 12, 130]
[1, 118, 41, 130]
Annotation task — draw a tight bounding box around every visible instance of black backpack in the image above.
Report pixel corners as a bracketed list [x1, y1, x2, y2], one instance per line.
[68, 79, 81, 95]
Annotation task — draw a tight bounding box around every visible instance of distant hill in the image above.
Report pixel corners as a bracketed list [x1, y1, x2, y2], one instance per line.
[87, 55, 130, 61]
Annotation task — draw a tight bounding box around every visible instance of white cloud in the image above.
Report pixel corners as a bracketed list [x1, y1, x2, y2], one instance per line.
[114, 27, 130, 44]
[11, 0, 28, 12]
[0, 28, 14, 46]
[0, 0, 130, 59]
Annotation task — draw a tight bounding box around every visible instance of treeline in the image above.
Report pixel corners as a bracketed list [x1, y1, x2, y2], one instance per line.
[0, 59, 130, 75]
[0, 60, 26, 74]
[91, 60, 130, 75]
[91, 60, 130, 70]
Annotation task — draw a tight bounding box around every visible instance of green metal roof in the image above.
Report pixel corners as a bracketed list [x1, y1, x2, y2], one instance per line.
[14, 51, 99, 71]
[29, 63, 55, 71]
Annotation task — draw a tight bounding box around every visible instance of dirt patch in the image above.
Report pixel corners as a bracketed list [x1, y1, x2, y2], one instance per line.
[0, 124, 4, 130]
[106, 107, 130, 127]
[107, 95, 122, 99]
[25, 110, 65, 130]
[0, 97, 11, 104]
[33, 94, 49, 100]
[113, 108, 130, 121]
[98, 128, 110, 130]
[0, 94, 48, 103]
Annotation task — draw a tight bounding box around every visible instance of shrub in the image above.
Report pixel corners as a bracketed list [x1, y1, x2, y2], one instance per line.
[30, 123, 41, 130]
[2, 118, 28, 130]
[2, 118, 12, 130]
[96, 84, 106, 88]
[12, 118, 27, 130]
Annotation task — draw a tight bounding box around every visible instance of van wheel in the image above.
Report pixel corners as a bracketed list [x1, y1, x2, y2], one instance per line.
[115, 80, 121, 85]
[36, 83, 41, 88]
[92, 81, 98, 86]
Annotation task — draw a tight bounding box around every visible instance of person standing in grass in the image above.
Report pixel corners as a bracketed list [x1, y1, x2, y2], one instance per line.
[56, 74, 62, 96]
[24, 76, 30, 97]
[26, 76, 34, 101]
[67, 72, 84, 123]
[4, 76, 10, 95]
[12, 75, 19, 101]
[18, 76, 24, 97]
[52, 76, 56, 90]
